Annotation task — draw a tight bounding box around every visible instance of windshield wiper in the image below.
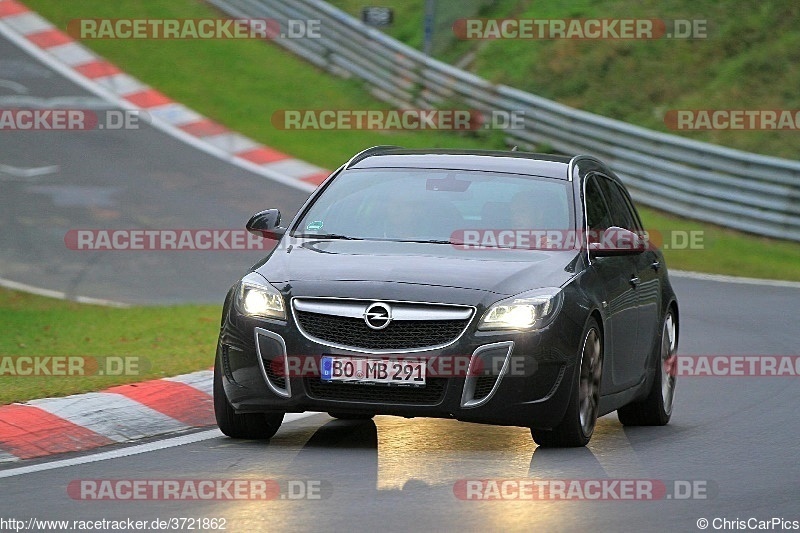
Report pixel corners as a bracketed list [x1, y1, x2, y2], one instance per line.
[293, 233, 363, 240]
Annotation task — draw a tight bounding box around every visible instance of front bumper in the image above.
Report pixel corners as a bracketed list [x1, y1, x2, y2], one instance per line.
[217, 296, 583, 430]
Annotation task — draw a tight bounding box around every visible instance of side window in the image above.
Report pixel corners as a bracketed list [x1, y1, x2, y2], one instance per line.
[584, 176, 612, 240]
[616, 183, 644, 232]
[597, 176, 639, 231]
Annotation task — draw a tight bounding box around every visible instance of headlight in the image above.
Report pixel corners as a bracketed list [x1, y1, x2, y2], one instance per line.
[235, 272, 285, 320]
[478, 288, 563, 330]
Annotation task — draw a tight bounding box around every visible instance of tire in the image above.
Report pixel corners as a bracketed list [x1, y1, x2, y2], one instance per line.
[532, 317, 603, 447]
[214, 355, 284, 439]
[617, 309, 677, 426]
[328, 412, 375, 420]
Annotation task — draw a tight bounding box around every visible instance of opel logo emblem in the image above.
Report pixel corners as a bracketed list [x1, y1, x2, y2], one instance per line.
[364, 302, 392, 330]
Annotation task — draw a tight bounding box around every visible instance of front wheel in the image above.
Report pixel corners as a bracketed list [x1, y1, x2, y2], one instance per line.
[214, 355, 284, 439]
[532, 317, 603, 447]
[617, 309, 677, 426]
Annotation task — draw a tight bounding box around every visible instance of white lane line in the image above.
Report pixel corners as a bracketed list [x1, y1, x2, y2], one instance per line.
[671, 270, 800, 289]
[0, 77, 28, 94]
[0, 277, 130, 307]
[29, 393, 190, 442]
[0, 163, 59, 178]
[0, 412, 320, 478]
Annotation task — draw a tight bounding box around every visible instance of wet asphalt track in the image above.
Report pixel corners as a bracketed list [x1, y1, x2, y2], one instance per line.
[0, 34, 309, 304]
[1, 29, 799, 533]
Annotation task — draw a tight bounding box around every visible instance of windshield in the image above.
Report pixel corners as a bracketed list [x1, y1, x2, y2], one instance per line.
[293, 168, 574, 243]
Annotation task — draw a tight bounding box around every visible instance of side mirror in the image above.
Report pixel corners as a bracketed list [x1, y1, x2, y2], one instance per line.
[246, 209, 286, 240]
[589, 226, 646, 257]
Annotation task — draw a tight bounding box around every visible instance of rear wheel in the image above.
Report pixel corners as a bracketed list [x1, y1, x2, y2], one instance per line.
[617, 309, 677, 426]
[214, 355, 284, 439]
[532, 318, 603, 447]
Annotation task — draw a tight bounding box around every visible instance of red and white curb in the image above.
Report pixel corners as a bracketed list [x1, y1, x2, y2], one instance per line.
[0, 0, 330, 191]
[0, 370, 215, 463]
[0, 1, 331, 464]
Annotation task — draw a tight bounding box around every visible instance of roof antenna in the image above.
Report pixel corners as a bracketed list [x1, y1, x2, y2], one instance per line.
[511, 145, 518, 151]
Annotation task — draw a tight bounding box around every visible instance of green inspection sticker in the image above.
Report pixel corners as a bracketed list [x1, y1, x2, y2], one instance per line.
[306, 220, 324, 231]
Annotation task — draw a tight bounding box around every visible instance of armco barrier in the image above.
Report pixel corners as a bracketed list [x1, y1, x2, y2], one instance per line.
[208, 0, 800, 241]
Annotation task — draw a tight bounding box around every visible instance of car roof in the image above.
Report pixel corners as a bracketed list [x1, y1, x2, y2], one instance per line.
[346, 147, 574, 180]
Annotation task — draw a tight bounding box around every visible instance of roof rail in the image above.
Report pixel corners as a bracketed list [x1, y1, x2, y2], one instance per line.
[345, 145, 403, 169]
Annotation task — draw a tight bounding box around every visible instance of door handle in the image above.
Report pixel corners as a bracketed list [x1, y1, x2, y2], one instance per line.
[651, 260, 660, 271]
[629, 276, 640, 287]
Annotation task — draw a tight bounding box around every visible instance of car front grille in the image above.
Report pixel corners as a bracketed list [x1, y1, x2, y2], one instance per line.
[294, 309, 471, 351]
[305, 378, 447, 405]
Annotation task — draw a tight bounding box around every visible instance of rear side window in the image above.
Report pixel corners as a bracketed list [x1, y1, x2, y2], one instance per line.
[596, 176, 642, 232]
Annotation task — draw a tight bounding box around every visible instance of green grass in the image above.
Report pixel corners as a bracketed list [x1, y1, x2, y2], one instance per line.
[330, 0, 800, 159]
[327, 0, 520, 61]
[22, 0, 800, 282]
[637, 207, 800, 280]
[0, 288, 220, 404]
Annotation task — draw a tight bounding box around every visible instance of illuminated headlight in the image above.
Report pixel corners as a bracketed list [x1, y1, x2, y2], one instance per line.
[478, 288, 563, 331]
[235, 272, 285, 320]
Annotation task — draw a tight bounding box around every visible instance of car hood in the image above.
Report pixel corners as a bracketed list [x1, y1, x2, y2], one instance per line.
[255, 239, 578, 297]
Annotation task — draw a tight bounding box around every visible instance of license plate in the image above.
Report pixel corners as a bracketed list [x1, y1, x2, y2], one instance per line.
[320, 356, 426, 386]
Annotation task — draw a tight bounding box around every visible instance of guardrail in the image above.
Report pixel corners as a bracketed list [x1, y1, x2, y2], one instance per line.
[208, 0, 800, 241]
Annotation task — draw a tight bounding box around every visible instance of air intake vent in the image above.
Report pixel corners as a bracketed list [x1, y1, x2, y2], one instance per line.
[461, 341, 514, 408]
[255, 328, 291, 398]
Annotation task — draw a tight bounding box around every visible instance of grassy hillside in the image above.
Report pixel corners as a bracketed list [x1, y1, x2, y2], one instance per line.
[329, 0, 800, 159]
